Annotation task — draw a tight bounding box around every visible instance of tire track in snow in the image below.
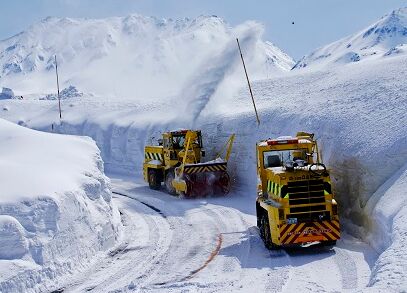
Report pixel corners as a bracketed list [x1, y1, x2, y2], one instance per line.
[200, 205, 291, 292]
[334, 247, 358, 289]
[147, 210, 223, 288]
[112, 191, 226, 291]
[177, 233, 223, 282]
[112, 191, 167, 218]
[110, 191, 178, 291]
[60, 192, 173, 293]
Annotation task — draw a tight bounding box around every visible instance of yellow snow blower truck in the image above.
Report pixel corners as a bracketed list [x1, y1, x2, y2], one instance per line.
[256, 132, 340, 249]
[143, 130, 235, 197]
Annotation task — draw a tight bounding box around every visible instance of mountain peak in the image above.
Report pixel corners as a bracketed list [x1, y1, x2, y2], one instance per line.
[293, 7, 407, 70]
[363, 7, 407, 40]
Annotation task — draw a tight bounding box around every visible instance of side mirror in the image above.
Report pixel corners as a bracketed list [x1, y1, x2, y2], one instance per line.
[201, 150, 206, 157]
[158, 139, 163, 146]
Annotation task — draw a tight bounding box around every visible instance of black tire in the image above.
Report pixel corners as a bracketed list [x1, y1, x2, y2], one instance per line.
[256, 203, 262, 228]
[213, 171, 231, 195]
[148, 169, 161, 190]
[321, 240, 336, 247]
[259, 213, 279, 250]
[165, 169, 177, 196]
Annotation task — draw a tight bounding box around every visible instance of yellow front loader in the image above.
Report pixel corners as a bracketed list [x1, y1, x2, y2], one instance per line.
[143, 129, 235, 197]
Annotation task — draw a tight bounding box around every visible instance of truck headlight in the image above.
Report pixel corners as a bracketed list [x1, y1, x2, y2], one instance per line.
[332, 199, 338, 215]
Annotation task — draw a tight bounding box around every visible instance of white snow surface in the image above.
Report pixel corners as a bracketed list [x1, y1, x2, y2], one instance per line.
[0, 119, 121, 292]
[293, 7, 407, 70]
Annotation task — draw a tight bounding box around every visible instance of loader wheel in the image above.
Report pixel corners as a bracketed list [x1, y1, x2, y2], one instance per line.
[165, 169, 177, 196]
[214, 171, 231, 195]
[148, 169, 161, 190]
[260, 214, 279, 250]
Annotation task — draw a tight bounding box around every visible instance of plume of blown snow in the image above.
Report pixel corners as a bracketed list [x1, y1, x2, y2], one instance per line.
[178, 22, 266, 123]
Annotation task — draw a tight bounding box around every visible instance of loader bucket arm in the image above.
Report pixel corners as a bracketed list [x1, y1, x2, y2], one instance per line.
[179, 134, 192, 178]
[215, 133, 236, 162]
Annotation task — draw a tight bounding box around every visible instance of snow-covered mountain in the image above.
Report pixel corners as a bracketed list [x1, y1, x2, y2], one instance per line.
[293, 7, 407, 69]
[0, 15, 294, 99]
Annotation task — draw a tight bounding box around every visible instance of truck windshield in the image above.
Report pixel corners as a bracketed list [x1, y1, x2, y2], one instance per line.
[263, 149, 307, 168]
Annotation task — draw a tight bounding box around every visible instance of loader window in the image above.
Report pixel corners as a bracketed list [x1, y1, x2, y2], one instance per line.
[172, 135, 186, 149]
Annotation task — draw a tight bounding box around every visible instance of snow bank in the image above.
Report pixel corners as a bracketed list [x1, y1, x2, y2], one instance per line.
[0, 119, 121, 293]
[365, 162, 407, 290]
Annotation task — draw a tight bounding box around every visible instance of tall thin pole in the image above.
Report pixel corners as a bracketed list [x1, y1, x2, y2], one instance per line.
[55, 55, 62, 120]
[236, 38, 260, 126]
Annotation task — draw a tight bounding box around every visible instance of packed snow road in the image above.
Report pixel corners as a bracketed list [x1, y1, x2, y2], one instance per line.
[55, 175, 377, 293]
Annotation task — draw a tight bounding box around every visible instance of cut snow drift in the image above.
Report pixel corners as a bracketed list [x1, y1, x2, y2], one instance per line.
[0, 119, 121, 293]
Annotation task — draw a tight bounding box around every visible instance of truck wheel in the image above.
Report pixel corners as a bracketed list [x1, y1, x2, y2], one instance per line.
[148, 169, 161, 190]
[165, 169, 177, 196]
[322, 240, 336, 248]
[260, 214, 279, 250]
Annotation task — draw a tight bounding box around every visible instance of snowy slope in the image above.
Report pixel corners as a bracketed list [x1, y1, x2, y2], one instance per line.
[0, 15, 294, 100]
[293, 7, 407, 69]
[0, 119, 121, 292]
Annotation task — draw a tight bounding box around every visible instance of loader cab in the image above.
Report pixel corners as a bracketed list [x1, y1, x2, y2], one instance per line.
[162, 130, 203, 166]
[164, 130, 203, 148]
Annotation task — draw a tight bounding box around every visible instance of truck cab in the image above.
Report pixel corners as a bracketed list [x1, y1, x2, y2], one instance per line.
[256, 132, 340, 249]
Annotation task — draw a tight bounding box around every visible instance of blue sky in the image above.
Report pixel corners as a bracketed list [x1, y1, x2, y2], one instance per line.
[0, 0, 405, 59]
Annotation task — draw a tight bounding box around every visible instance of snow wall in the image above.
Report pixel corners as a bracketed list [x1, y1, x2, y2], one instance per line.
[0, 119, 121, 293]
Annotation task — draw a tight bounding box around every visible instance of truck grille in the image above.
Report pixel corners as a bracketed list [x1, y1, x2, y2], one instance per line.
[290, 205, 326, 213]
[287, 211, 330, 222]
[288, 179, 327, 216]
